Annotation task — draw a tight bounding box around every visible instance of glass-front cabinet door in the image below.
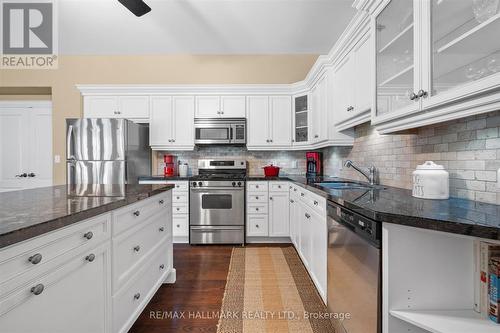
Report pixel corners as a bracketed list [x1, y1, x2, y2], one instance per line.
[293, 95, 308, 144]
[373, 0, 421, 123]
[422, 0, 500, 108]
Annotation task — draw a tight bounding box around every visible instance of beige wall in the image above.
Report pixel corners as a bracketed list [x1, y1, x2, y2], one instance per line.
[0, 54, 318, 185]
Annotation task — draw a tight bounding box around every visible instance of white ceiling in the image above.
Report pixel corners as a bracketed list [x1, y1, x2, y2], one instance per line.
[58, 0, 356, 55]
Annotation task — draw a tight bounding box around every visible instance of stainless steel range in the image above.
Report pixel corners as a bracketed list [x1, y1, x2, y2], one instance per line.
[189, 159, 247, 245]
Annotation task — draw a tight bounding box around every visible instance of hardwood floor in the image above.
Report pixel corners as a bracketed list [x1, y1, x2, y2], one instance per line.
[129, 244, 233, 333]
[130, 244, 290, 333]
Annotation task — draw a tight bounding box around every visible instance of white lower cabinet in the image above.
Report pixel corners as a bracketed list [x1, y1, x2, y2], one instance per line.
[269, 191, 290, 237]
[0, 191, 174, 333]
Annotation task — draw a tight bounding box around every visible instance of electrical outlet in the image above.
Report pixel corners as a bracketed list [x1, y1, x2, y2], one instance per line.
[291, 160, 298, 169]
[54, 155, 61, 164]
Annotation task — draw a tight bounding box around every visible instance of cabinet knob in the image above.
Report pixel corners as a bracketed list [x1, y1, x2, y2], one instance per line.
[134, 293, 141, 300]
[83, 231, 93, 240]
[176, 196, 180, 200]
[133, 245, 141, 252]
[314, 200, 318, 206]
[314, 134, 319, 138]
[31, 284, 44, 296]
[290, 199, 294, 203]
[255, 196, 259, 200]
[305, 213, 311, 219]
[15, 173, 28, 178]
[176, 224, 180, 228]
[85, 253, 96, 262]
[159, 199, 164, 204]
[270, 139, 273, 143]
[301, 193, 305, 197]
[27, 173, 36, 178]
[278, 185, 281, 189]
[159, 227, 165, 232]
[255, 207, 259, 211]
[221, 111, 224, 114]
[256, 224, 259, 228]
[269, 197, 273, 200]
[172, 139, 176, 142]
[133, 210, 140, 217]
[256, 185, 259, 188]
[409, 92, 418, 101]
[417, 89, 428, 98]
[159, 264, 165, 270]
[28, 253, 42, 265]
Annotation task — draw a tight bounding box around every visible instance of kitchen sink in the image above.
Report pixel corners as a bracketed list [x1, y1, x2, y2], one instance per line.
[314, 181, 379, 190]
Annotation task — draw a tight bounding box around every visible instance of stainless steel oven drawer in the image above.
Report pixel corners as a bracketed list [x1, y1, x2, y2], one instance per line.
[190, 226, 244, 244]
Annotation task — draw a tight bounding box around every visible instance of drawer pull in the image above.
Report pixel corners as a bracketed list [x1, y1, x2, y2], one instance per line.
[256, 185, 259, 188]
[255, 224, 259, 228]
[159, 227, 165, 232]
[83, 231, 93, 240]
[294, 188, 297, 192]
[305, 213, 311, 219]
[85, 253, 96, 262]
[134, 293, 141, 300]
[176, 224, 180, 228]
[176, 185, 180, 188]
[290, 199, 294, 203]
[28, 253, 42, 265]
[301, 193, 305, 197]
[159, 199, 164, 204]
[159, 264, 165, 270]
[176, 207, 180, 211]
[255, 196, 259, 200]
[176, 196, 180, 200]
[269, 197, 273, 201]
[133, 245, 141, 252]
[278, 185, 281, 189]
[31, 284, 44, 296]
[133, 210, 140, 217]
[255, 207, 259, 211]
[314, 200, 319, 206]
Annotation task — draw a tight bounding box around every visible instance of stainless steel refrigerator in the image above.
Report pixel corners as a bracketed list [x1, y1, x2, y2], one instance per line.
[66, 118, 150, 185]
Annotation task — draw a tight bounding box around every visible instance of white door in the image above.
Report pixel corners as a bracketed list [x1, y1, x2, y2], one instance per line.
[0, 103, 52, 192]
[299, 203, 311, 269]
[247, 96, 270, 146]
[333, 55, 354, 126]
[220, 96, 246, 118]
[269, 192, 290, 237]
[150, 96, 173, 146]
[354, 32, 372, 114]
[118, 96, 150, 120]
[312, 75, 328, 143]
[83, 96, 119, 118]
[172, 96, 195, 147]
[195, 96, 220, 118]
[311, 210, 327, 298]
[269, 96, 292, 147]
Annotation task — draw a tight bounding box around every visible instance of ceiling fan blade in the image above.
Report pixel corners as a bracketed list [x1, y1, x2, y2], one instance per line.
[118, 0, 151, 17]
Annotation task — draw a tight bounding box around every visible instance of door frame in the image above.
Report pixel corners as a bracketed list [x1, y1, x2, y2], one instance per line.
[0, 100, 53, 190]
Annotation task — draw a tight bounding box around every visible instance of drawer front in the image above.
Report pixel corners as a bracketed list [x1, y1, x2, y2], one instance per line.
[172, 193, 188, 204]
[247, 193, 268, 203]
[0, 214, 110, 285]
[173, 215, 189, 237]
[112, 192, 170, 236]
[247, 182, 268, 192]
[113, 243, 169, 333]
[247, 215, 268, 237]
[112, 211, 168, 291]
[269, 181, 288, 192]
[303, 193, 326, 216]
[172, 204, 188, 215]
[247, 203, 268, 215]
[170, 181, 189, 192]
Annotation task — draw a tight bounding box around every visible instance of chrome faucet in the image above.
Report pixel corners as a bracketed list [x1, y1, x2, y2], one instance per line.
[344, 160, 377, 185]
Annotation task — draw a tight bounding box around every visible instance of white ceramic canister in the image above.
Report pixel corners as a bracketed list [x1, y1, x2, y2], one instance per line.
[178, 163, 189, 177]
[412, 161, 449, 199]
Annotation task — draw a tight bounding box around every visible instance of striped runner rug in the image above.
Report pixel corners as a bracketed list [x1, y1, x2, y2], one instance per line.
[217, 247, 335, 333]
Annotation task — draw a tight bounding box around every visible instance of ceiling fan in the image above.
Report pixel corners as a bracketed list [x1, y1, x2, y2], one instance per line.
[118, 0, 151, 17]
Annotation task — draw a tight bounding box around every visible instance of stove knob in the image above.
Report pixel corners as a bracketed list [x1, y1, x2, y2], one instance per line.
[237, 182, 242, 187]
[232, 182, 236, 187]
[198, 182, 203, 187]
[192, 182, 197, 187]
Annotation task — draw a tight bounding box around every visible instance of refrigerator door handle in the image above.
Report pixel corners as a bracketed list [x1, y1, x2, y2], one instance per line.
[66, 124, 73, 159]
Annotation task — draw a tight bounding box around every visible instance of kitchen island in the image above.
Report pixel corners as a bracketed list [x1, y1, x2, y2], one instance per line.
[0, 184, 175, 333]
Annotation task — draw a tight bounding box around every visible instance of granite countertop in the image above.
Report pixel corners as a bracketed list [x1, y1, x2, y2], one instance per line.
[247, 175, 500, 241]
[0, 184, 174, 249]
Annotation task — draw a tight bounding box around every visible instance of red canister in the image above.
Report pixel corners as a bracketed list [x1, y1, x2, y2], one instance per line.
[163, 155, 177, 177]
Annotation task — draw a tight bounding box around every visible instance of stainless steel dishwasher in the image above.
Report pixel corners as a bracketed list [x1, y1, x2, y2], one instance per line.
[327, 201, 381, 333]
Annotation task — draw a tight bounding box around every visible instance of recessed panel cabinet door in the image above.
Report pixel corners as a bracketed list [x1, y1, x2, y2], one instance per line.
[172, 96, 195, 146]
[84, 96, 119, 118]
[269, 192, 290, 237]
[195, 96, 220, 118]
[311, 211, 327, 297]
[247, 96, 270, 146]
[0, 247, 109, 333]
[150, 96, 173, 146]
[354, 32, 373, 114]
[220, 96, 246, 118]
[269, 96, 292, 146]
[118, 96, 150, 119]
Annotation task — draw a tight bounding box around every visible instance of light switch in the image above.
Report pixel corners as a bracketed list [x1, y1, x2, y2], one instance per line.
[54, 155, 61, 164]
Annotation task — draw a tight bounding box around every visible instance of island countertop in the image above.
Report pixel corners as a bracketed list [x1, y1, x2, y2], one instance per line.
[0, 184, 174, 249]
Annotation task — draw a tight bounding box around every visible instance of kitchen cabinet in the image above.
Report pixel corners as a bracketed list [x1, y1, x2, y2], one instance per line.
[269, 189, 290, 237]
[311, 73, 329, 144]
[333, 31, 372, 131]
[292, 94, 309, 145]
[195, 96, 246, 118]
[0, 103, 52, 192]
[150, 96, 195, 151]
[247, 96, 292, 149]
[246, 181, 270, 237]
[373, 0, 500, 133]
[83, 96, 150, 121]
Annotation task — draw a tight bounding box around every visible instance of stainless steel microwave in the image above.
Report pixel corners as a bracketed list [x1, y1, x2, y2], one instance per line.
[194, 118, 246, 145]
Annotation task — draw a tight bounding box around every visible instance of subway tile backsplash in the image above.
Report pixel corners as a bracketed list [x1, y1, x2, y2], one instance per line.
[322, 111, 500, 205]
[157, 110, 500, 205]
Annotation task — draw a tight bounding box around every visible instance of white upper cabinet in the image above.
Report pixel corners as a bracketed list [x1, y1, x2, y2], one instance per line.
[373, 0, 500, 133]
[311, 73, 329, 143]
[150, 96, 195, 150]
[84, 96, 149, 121]
[247, 96, 292, 149]
[292, 94, 309, 145]
[195, 96, 246, 118]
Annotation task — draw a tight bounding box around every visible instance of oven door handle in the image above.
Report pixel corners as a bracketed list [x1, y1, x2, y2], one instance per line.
[190, 187, 244, 192]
